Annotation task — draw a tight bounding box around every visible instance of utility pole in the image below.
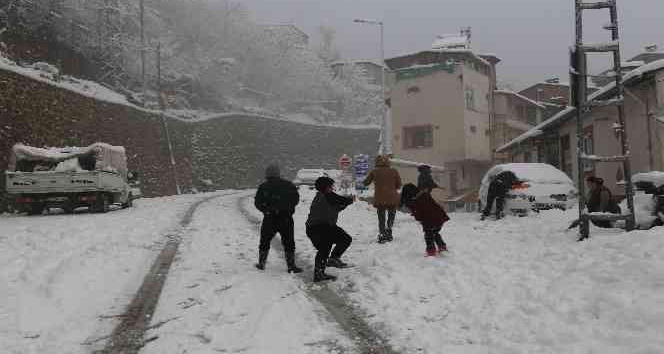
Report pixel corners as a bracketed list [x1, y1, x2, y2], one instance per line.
[157, 42, 181, 195]
[140, 0, 146, 105]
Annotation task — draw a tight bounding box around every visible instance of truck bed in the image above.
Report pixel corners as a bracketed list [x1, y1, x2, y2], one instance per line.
[5, 171, 126, 195]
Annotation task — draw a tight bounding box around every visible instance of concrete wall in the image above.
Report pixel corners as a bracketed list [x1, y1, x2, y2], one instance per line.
[462, 64, 492, 162]
[390, 68, 465, 165]
[0, 68, 379, 211]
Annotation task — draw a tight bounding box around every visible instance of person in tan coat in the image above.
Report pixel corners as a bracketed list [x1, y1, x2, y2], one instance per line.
[364, 155, 402, 243]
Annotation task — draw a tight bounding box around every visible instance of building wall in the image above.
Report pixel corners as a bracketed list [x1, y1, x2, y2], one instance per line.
[390, 67, 465, 166]
[655, 72, 664, 171]
[461, 64, 492, 162]
[0, 68, 379, 211]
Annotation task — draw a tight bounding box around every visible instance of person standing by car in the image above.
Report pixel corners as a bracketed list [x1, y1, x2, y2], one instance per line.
[254, 164, 302, 273]
[481, 170, 519, 220]
[364, 155, 402, 243]
[306, 177, 354, 282]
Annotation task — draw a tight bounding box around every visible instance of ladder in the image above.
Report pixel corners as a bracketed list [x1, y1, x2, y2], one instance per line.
[572, 0, 636, 241]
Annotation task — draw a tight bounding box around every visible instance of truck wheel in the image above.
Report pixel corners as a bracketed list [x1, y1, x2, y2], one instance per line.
[63, 198, 75, 214]
[122, 193, 133, 209]
[28, 203, 44, 216]
[92, 194, 110, 213]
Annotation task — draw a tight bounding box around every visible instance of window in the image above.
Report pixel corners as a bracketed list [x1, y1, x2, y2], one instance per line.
[465, 87, 475, 110]
[526, 106, 538, 125]
[403, 125, 433, 149]
[560, 134, 572, 177]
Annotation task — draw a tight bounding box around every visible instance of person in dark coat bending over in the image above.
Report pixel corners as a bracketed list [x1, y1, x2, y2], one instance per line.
[481, 170, 519, 220]
[306, 176, 354, 282]
[401, 183, 450, 256]
[254, 164, 302, 273]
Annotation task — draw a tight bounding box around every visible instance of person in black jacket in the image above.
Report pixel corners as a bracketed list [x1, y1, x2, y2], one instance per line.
[306, 176, 354, 282]
[586, 176, 620, 228]
[254, 164, 302, 273]
[481, 170, 519, 220]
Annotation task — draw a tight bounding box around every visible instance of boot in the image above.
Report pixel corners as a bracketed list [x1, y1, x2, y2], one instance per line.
[385, 228, 394, 242]
[326, 257, 349, 268]
[285, 251, 303, 273]
[313, 259, 336, 282]
[255, 249, 268, 270]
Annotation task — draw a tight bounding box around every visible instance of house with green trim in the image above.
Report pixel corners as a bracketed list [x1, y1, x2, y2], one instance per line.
[385, 43, 500, 200]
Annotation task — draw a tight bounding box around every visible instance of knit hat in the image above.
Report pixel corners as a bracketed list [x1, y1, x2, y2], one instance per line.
[418, 165, 432, 173]
[315, 176, 335, 192]
[265, 164, 280, 178]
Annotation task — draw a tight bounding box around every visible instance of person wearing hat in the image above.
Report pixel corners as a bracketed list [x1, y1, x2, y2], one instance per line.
[364, 155, 402, 243]
[306, 176, 354, 282]
[254, 163, 302, 273]
[417, 165, 438, 194]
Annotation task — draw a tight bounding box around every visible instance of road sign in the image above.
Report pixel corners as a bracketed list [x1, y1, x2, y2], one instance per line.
[353, 154, 370, 190]
[338, 154, 352, 170]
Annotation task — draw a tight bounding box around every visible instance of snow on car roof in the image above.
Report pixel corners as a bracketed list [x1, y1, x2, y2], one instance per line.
[633, 171, 664, 188]
[488, 163, 573, 184]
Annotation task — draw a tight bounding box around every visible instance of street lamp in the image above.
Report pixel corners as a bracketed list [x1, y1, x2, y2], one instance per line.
[354, 18, 390, 155]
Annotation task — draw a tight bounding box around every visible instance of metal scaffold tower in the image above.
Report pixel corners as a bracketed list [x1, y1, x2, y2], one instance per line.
[571, 0, 636, 241]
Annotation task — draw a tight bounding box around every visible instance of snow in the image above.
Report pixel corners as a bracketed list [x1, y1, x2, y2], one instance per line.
[0, 54, 132, 107]
[620, 192, 658, 229]
[143, 193, 353, 354]
[389, 158, 446, 172]
[633, 171, 664, 188]
[495, 89, 546, 109]
[0, 193, 220, 353]
[3, 190, 664, 353]
[432, 34, 470, 50]
[484, 163, 574, 185]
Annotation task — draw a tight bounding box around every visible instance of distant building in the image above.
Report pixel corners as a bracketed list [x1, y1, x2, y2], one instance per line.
[493, 90, 544, 162]
[496, 59, 664, 197]
[385, 32, 500, 198]
[331, 60, 385, 86]
[261, 24, 309, 48]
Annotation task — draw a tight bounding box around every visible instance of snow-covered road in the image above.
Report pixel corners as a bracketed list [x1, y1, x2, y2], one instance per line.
[2, 189, 663, 354]
[0, 193, 228, 353]
[142, 192, 354, 354]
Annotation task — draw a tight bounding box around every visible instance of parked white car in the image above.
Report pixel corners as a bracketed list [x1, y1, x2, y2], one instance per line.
[479, 163, 578, 215]
[620, 171, 664, 229]
[293, 169, 327, 187]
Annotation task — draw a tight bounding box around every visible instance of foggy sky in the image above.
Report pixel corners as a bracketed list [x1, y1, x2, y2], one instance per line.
[242, 0, 664, 89]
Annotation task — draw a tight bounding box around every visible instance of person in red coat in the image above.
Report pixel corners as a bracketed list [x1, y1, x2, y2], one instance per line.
[401, 183, 450, 256]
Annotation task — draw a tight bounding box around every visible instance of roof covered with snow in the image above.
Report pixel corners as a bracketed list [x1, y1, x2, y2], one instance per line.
[495, 89, 546, 109]
[432, 34, 470, 50]
[497, 59, 664, 153]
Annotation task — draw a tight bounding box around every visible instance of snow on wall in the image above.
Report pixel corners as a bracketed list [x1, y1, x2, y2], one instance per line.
[0, 68, 379, 211]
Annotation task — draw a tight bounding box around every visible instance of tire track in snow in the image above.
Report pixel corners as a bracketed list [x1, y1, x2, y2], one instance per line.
[238, 195, 401, 354]
[96, 192, 240, 354]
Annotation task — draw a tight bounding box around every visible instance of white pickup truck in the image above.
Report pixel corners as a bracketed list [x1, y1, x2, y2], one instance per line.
[5, 143, 136, 214]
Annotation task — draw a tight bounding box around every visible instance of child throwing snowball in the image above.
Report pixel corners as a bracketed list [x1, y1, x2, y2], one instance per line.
[400, 183, 450, 256]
